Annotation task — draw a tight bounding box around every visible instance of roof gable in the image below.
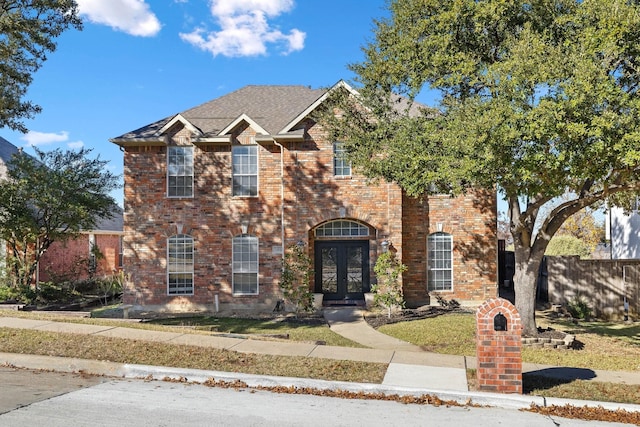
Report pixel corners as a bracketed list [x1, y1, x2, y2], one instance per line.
[218, 113, 269, 136]
[155, 114, 202, 137]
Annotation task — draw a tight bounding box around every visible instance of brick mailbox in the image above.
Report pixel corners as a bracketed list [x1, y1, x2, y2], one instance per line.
[476, 298, 522, 394]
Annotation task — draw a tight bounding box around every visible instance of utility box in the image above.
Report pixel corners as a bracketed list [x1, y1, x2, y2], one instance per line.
[476, 298, 523, 394]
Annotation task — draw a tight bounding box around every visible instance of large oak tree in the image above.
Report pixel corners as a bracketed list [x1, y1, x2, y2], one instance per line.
[325, 0, 640, 335]
[0, 0, 82, 132]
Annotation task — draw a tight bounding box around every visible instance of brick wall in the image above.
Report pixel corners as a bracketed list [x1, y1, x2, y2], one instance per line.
[38, 233, 122, 282]
[122, 118, 497, 312]
[402, 191, 498, 307]
[476, 298, 523, 394]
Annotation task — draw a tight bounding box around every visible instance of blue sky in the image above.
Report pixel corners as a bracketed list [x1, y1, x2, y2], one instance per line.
[3, 0, 429, 207]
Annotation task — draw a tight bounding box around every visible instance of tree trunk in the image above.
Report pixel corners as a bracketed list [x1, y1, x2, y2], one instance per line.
[513, 245, 545, 336]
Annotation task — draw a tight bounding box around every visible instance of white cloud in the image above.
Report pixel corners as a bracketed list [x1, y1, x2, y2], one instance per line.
[21, 131, 69, 147]
[180, 0, 305, 57]
[67, 141, 85, 149]
[76, 0, 161, 37]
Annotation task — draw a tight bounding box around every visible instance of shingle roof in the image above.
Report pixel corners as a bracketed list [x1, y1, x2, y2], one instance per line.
[0, 136, 21, 165]
[113, 85, 327, 140]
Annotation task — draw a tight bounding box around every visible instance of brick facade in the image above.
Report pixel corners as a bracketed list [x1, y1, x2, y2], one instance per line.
[38, 233, 122, 282]
[116, 84, 498, 312]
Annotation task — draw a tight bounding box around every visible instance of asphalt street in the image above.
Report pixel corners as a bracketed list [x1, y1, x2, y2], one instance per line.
[0, 368, 630, 427]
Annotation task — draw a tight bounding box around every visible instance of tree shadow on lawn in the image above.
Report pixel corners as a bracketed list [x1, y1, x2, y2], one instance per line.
[524, 367, 596, 393]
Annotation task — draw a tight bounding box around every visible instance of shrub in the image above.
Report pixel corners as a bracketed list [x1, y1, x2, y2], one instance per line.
[0, 284, 20, 302]
[372, 251, 406, 318]
[567, 296, 593, 320]
[279, 244, 314, 315]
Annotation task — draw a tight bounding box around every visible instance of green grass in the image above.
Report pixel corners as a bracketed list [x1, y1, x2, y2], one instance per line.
[0, 309, 363, 348]
[377, 311, 640, 372]
[377, 313, 476, 355]
[146, 315, 364, 348]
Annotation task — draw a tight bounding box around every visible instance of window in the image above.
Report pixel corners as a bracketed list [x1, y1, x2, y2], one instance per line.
[118, 235, 124, 268]
[167, 146, 194, 197]
[315, 220, 369, 238]
[333, 142, 351, 176]
[88, 234, 97, 274]
[232, 234, 258, 295]
[232, 145, 258, 196]
[167, 234, 194, 295]
[427, 232, 453, 291]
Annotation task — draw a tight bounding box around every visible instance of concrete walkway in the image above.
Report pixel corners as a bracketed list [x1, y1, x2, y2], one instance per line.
[2, 308, 640, 393]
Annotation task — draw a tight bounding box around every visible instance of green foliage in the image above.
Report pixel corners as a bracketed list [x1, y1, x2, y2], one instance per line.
[278, 244, 314, 315]
[372, 251, 406, 318]
[321, 0, 640, 335]
[95, 272, 125, 305]
[567, 296, 593, 320]
[0, 147, 120, 289]
[0, 1, 82, 132]
[545, 235, 591, 258]
[0, 285, 20, 302]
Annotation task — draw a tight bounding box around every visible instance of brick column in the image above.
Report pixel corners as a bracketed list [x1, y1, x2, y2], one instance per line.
[476, 298, 522, 394]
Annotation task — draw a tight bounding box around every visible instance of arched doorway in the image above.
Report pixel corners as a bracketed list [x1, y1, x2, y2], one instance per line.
[313, 220, 372, 303]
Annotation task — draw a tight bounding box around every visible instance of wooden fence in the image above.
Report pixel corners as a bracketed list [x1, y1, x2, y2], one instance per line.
[546, 256, 640, 320]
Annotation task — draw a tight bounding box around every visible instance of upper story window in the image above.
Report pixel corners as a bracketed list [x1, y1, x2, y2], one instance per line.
[232, 234, 259, 295]
[333, 141, 351, 177]
[427, 232, 453, 291]
[232, 145, 258, 196]
[167, 234, 194, 295]
[167, 146, 194, 197]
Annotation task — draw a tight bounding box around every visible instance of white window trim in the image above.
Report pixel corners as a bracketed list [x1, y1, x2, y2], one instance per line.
[167, 146, 194, 198]
[315, 220, 369, 238]
[333, 141, 352, 177]
[232, 144, 259, 197]
[232, 234, 259, 295]
[427, 232, 453, 292]
[167, 234, 194, 296]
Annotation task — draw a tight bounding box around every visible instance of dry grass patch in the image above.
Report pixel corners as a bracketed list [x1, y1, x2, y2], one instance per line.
[0, 309, 363, 348]
[0, 327, 386, 383]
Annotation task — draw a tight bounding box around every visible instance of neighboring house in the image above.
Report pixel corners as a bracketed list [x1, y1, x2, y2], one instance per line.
[0, 136, 123, 283]
[36, 205, 124, 282]
[608, 201, 640, 260]
[111, 81, 498, 313]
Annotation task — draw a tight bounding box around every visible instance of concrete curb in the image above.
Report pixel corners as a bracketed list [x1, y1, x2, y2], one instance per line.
[3, 352, 640, 414]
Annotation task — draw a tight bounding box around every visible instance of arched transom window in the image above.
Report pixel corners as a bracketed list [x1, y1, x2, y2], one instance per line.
[315, 220, 369, 238]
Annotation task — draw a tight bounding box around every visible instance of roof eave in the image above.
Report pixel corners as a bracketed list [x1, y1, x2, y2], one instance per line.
[279, 80, 359, 134]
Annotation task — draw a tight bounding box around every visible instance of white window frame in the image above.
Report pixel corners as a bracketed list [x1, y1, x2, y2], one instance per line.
[427, 232, 453, 291]
[333, 141, 351, 177]
[167, 146, 194, 198]
[167, 234, 194, 295]
[232, 145, 258, 197]
[315, 220, 369, 238]
[232, 234, 259, 295]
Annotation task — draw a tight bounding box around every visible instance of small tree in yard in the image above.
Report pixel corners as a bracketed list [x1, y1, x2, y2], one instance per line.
[372, 251, 406, 318]
[0, 147, 120, 292]
[278, 244, 314, 315]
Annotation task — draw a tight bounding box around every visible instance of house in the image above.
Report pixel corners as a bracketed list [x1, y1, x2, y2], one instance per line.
[111, 81, 498, 313]
[0, 136, 123, 284]
[36, 205, 124, 283]
[607, 200, 640, 259]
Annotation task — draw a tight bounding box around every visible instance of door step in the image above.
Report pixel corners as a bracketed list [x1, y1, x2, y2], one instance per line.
[323, 299, 365, 307]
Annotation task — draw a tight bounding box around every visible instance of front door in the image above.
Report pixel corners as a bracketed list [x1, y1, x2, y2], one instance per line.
[315, 240, 370, 301]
